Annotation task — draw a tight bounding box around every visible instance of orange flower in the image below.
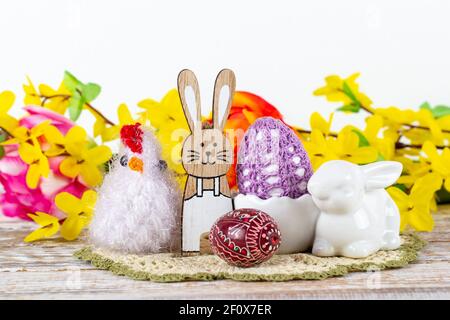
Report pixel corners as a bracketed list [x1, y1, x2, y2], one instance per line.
[208, 91, 285, 190]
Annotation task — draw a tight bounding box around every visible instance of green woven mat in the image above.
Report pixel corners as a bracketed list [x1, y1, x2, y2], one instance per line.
[74, 233, 425, 282]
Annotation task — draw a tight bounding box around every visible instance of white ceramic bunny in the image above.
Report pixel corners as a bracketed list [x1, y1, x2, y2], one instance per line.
[307, 160, 402, 258]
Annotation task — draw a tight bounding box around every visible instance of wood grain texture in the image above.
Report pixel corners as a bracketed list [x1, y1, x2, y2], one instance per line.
[0, 207, 449, 300]
[212, 69, 235, 130]
[178, 69, 235, 252]
[177, 69, 202, 131]
[179, 68, 235, 200]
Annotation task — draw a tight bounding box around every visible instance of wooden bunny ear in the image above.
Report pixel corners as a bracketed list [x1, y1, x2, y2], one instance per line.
[177, 69, 201, 133]
[212, 69, 236, 130]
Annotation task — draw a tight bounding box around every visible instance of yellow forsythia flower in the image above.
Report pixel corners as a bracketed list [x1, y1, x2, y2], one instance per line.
[0, 91, 19, 134]
[1, 122, 54, 188]
[314, 73, 372, 110]
[138, 89, 189, 187]
[397, 141, 448, 189]
[18, 140, 50, 189]
[303, 129, 337, 170]
[374, 107, 416, 125]
[59, 126, 112, 187]
[387, 173, 442, 231]
[24, 212, 60, 242]
[385, 108, 444, 146]
[417, 109, 444, 144]
[437, 115, 450, 141]
[442, 148, 450, 191]
[396, 157, 430, 187]
[420, 141, 450, 191]
[55, 190, 97, 241]
[23, 77, 42, 105]
[44, 125, 87, 157]
[117, 103, 136, 125]
[329, 128, 378, 164]
[39, 82, 71, 114]
[310, 112, 334, 135]
[363, 115, 396, 160]
[304, 127, 378, 170]
[92, 103, 136, 142]
[2, 121, 51, 147]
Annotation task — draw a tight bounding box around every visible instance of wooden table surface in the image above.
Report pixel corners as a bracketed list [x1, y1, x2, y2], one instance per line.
[1, 207, 449, 300]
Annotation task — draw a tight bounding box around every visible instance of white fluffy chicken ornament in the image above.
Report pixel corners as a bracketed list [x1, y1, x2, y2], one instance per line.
[89, 123, 181, 254]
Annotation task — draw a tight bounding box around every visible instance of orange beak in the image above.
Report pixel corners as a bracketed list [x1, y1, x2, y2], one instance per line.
[128, 156, 143, 173]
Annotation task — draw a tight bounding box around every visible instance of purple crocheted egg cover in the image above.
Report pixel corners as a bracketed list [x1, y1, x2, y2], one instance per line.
[237, 117, 313, 199]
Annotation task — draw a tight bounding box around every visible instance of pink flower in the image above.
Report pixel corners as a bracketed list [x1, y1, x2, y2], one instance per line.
[0, 106, 88, 220]
[20, 106, 74, 134]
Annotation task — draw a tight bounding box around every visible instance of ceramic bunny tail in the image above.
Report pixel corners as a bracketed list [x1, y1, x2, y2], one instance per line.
[89, 124, 181, 254]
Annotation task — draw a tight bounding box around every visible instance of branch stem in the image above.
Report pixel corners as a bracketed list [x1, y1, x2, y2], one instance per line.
[38, 93, 116, 126]
[85, 102, 116, 126]
[295, 128, 338, 137]
[395, 141, 446, 150]
[338, 85, 450, 134]
[0, 126, 13, 138]
[298, 128, 448, 150]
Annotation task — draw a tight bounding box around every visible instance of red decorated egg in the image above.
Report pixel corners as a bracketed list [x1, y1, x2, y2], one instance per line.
[209, 208, 281, 268]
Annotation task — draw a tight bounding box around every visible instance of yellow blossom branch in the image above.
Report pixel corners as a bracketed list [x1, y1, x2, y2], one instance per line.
[339, 84, 450, 135]
[37, 93, 116, 127]
[297, 128, 447, 150]
[337, 88, 374, 114]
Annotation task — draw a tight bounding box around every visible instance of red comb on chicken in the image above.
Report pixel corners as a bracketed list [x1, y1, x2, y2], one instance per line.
[120, 123, 143, 154]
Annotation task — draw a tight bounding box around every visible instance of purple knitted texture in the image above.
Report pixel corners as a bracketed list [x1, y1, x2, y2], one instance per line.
[237, 117, 313, 199]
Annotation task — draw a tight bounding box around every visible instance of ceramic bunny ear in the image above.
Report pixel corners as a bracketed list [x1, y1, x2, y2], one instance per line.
[212, 69, 236, 130]
[178, 69, 201, 133]
[362, 161, 403, 190]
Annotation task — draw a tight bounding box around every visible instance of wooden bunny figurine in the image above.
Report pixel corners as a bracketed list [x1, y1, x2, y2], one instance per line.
[178, 69, 235, 252]
[307, 160, 402, 258]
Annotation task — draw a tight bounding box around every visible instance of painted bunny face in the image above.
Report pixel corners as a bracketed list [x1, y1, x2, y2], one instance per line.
[182, 128, 232, 177]
[308, 160, 365, 214]
[178, 69, 236, 179]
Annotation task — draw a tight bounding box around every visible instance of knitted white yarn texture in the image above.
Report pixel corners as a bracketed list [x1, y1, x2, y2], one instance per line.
[89, 127, 181, 254]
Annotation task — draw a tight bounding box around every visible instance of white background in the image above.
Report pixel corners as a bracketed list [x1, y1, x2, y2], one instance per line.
[1, 0, 450, 130]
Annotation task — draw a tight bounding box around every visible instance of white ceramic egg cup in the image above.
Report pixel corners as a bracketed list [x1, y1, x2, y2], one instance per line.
[234, 194, 319, 254]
